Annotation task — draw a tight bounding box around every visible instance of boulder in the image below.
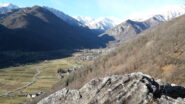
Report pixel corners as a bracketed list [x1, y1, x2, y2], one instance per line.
[38, 72, 185, 104]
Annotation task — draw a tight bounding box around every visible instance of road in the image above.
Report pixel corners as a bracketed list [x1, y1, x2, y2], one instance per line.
[0, 69, 41, 97]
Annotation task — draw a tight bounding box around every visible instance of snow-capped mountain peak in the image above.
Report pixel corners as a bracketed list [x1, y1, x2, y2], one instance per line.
[130, 5, 185, 22]
[0, 3, 19, 14]
[0, 3, 18, 9]
[73, 16, 94, 24]
[73, 16, 123, 31]
[0, 3, 11, 7]
[156, 5, 185, 21]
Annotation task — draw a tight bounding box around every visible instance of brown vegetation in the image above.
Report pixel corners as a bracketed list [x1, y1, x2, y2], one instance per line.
[29, 15, 185, 103]
[61, 15, 185, 88]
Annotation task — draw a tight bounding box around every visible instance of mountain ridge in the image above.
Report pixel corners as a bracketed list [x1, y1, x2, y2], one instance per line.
[101, 5, 185, 42]
[130, 5, 185, 22]
[74, 16, 123, 33]
[0, 6, 110, 51]
[44, 6, 85, 27]
[0, 3, 19, 14]
[101, 16, 164, 42]
[1, 3, 185, 36]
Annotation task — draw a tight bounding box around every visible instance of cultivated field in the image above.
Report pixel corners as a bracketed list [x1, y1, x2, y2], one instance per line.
[0, 57, 81, 104]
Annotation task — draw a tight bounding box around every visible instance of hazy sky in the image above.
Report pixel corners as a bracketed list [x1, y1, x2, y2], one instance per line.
[0, 0, 184, 19]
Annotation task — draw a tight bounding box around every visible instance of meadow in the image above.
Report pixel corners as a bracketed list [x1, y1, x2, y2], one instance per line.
[0, 57, 81, 104]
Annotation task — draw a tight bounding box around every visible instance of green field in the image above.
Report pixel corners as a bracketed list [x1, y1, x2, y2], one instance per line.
[0, 57, 82, 104]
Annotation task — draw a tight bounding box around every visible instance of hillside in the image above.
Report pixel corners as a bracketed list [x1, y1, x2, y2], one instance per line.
[0, 6, 114, 68]
[44, 7, 85, 27]
[30, 13, 185, 104]
[49, 14, 185, 94]
[0, 6, 109, 51]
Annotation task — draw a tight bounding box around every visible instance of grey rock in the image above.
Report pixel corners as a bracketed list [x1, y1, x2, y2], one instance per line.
[38, 72, 185, 104]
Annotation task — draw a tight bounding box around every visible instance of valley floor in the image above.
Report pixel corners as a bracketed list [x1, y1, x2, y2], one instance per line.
[0, 48, 111, 104]
[0, 58, 77, 103]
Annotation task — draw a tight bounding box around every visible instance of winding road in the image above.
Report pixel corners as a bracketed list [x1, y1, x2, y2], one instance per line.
[0, 69, 42, 97]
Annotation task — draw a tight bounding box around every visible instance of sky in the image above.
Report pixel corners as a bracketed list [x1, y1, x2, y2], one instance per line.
[0, 0, 184, 19]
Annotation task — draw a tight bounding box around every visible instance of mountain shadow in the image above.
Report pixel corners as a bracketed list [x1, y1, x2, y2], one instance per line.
[0, 6, 114, 68]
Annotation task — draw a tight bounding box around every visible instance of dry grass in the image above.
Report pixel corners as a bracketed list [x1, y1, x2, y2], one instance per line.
[0, 96, 27, 104]
[30, 15, 185, 103]
[54, 15, 185, 90]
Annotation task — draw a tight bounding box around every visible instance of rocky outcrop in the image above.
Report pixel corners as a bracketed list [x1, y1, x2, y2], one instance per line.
[38, 72, 185, 104]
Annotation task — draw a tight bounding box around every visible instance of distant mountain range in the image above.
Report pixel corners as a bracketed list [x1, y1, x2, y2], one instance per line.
[130, 5, 185, 21]
[40, 7, 122, 33]
[0, 3, 185, 67]
[101, 15, 165, 41]
[73, 16, 122, 33]
[37, 6, 122, 34]
[0, 3, 19, 14]
[1, 3, 185, 36]
[0, 6, 113, 51]
[102, 5, 185, 42]
[0, 3, 122, 34]
[0, 3, 185, 43]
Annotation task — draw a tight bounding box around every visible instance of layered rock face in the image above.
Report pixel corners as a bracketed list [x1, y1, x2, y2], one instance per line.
[38, 73, 185, 104]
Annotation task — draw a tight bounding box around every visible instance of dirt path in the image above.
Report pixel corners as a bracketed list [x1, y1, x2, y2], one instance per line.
[0, 69, 41, 97]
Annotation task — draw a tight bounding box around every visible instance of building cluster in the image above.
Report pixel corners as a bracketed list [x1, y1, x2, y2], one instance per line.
[73, 48, 115, 61]
[26, 92, 44, 98]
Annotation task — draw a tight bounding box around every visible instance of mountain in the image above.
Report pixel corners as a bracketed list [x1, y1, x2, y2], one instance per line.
[43, 7, 119, 35]
[60, 14, 185, 89]
[0, 4, 84, 28]
[0, 6, 110, 51]
[44, 5, 185, 35]
[44, 6, 84, 27]
[38, 15, 185, 104]
[159, 5, 185, 21]
[74, 16, 123, 33]
[131, 5, 185, 22]
[102, 5, 185, 42]
[38, 73, 185, 104]
[0, 3, 19, 14]
[102, 16, 164, 41]
[73, 16, 94, 25]
[0, 6, 114, 68]
[29, 14, 185, 104]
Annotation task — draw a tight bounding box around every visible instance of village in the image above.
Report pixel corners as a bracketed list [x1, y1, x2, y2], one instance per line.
[57, 48, 115, 78]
